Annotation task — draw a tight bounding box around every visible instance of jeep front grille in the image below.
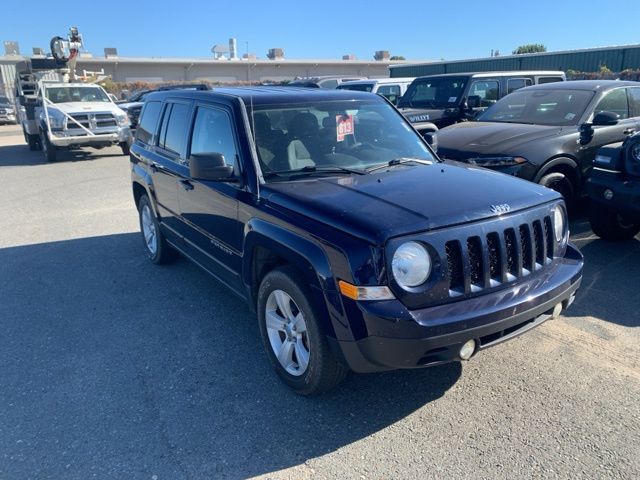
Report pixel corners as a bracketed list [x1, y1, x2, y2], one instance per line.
[445, 214, 554, 296]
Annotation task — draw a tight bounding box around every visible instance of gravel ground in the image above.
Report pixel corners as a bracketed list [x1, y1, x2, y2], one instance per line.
[0, 124, 638, 479]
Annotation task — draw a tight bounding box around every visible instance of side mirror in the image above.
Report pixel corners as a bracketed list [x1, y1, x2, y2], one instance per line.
[467, 95, 481, 109]
[189, 152, 236, 181]
[423, 131, 438, 153]
[592, 111, 619, 126]
[578, 123, 594, 145]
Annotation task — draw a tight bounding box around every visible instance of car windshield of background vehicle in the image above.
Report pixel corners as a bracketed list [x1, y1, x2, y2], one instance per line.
[337, 83, 374, 92]
[45, 87, 111, 104]
[398, 77, 467, 109]
[0, 96, 12, 104]
[251, 100, 435, 181]
[478, 89, 595, 126]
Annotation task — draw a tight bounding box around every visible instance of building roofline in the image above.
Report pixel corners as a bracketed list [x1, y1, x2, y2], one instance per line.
[389, 44, 640, 70]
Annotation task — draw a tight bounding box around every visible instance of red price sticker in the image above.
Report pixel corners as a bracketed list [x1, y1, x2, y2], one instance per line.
[336, 114, 354, 142]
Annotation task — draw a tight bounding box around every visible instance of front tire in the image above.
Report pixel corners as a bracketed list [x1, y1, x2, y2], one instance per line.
[137, 195, 177, 264]
[40, 130, 57, 162]
[27, 134, 40, 151]
[257, 266, 348, 395]
[539, 171, 575, 203]
[589, 202, 640, 241]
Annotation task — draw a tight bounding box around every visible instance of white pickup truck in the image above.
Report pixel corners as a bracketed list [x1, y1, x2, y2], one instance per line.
[33, 82, 132, 161]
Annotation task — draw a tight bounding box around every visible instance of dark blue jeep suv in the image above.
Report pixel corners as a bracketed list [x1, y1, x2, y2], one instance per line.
[130, 87, 583, 394]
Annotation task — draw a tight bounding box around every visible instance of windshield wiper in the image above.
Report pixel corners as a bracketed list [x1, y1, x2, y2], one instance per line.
[263, 165, 365, 179]
[365, 157, 433, 173]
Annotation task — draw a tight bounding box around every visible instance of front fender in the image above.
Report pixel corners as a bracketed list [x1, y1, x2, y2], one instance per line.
[242, 218, 355, 341]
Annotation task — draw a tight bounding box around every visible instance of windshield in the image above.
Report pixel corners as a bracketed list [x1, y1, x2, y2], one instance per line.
[478, 88, 595, 126]
[337, 83, 375, 93]
[45, 86, 111, 104]
[251, 99, 435, 181]
[398, 76, 467, 109]
[0, 96, 11, 104]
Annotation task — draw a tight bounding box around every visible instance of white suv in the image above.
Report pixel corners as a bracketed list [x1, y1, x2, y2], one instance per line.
[336, 77, 415, 104]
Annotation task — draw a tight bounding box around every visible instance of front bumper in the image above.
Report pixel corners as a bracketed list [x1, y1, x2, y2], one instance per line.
[0, 113, 16, 123]
[588, 173, 640, 221]
[334, 243, 583, 373]
[49, 126, 131, 147]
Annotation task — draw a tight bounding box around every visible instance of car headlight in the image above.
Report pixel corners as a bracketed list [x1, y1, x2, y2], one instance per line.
[44, 109, 66, 129]
[552, 205, 567, 244]
[115, 113, 130, 127]
[392, 241, 432, 289]
[468, 156, 528, 167]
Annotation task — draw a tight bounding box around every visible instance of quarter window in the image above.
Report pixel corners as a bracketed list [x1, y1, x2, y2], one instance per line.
[189, 106, 238, 168]
[594, 89, 629, 119]
[136, 101, 162, 144]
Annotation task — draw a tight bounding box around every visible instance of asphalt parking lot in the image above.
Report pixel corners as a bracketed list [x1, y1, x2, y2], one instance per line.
[0, 123, 638, 480]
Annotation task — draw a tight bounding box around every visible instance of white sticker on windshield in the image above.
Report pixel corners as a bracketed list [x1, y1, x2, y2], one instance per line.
[565, 113, 576, 120]
[448, 96, 457, 103]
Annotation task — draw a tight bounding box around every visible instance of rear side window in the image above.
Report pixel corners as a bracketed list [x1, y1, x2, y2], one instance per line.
[189, 106, 238, 168]
[136, 101, 162, 144]
[157, 102, 191, 154]
[507, 78, 532, 94]
[537, 76, 564, 84]
[594, 89, 629, 119]
[629, 87, 640, 117]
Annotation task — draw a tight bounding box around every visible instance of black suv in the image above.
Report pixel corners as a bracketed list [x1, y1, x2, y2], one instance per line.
[587, 132, 640, 240]
[130, 87, 583, 394]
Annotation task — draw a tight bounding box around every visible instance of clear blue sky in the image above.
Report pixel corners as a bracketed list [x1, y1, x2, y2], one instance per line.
[3, 0, 640, 61]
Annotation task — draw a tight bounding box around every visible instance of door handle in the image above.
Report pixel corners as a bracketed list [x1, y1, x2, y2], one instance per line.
[623, 128, 636, 135]
[179, 179, 194, 191]
[149, 163, 159, 172]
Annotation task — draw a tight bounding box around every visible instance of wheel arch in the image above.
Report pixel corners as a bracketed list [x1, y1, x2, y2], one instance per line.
[534, 156, 581, 190]
[243, 218, 340, 338]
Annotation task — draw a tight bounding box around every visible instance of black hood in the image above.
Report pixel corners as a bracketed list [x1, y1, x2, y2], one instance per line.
[262, 162, 559, 245]
[437, 121, 566, 158]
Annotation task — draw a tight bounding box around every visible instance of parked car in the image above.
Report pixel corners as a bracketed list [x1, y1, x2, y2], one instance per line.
[0, 95, 17, 124]
[587, 132, 640, 240]
[130, 87, 582, 394]
[287, 76, 366, 89]
[336, 77, 415, 104]
[436, 80, 640, 203]
[118, 83, 210, 130]
[397, 71, 566, 135]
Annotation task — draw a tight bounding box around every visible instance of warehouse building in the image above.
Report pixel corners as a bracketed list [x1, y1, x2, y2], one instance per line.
[390, 44, 640, 77]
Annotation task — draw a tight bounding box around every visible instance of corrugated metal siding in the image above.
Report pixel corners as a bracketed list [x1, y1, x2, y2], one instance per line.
[391, 45, 640, 77]
[0, 62, 17, 99]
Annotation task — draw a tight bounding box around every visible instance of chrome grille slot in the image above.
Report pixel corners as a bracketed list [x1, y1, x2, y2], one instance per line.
[544, 216, 554, 262]
[519, 224, 533, 274]
[486, 232, 501, 282]
[467, 236, 483, 289]
[445, 241, 464, 295]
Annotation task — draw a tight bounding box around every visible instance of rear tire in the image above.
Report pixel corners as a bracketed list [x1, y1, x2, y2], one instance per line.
[120, 142, 130, 156]
[257, 266, 348, 395]
[589, 202, 640, 241]
[40, 130, 57, 162]
[137, 194, 177, 264]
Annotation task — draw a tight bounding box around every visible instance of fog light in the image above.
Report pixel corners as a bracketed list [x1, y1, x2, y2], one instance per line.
[459, 339, 476, 360]
[603, 189, 614, 200]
